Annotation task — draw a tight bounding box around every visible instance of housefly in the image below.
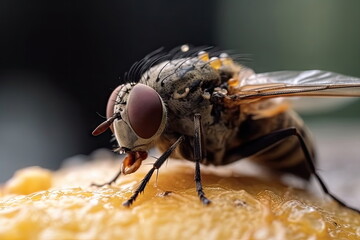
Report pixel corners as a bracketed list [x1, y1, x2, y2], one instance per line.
[92, 45, 360, 211]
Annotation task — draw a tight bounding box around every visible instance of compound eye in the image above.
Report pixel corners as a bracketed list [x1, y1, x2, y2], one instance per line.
[106, 85, 122, 132]
[127, 84, 163, 139]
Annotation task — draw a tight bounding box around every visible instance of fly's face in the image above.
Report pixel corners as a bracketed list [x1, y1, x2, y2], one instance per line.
[112, 83, 167, 151]
[93, 83, 167, 174]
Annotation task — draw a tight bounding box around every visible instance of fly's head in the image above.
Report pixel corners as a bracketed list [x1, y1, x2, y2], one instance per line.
[92, 83, 167, 174]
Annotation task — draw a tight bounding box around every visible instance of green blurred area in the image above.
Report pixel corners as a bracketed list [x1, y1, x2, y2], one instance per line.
[216, 0, 360, 119]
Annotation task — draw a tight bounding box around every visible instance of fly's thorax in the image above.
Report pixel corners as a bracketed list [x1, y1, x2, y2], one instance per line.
[136, 56, 247, 163]
[140, 58, 221, 103]
[138, 59, 219, 138]
[144, 59, 219, 126]
[111, 83, 167, 152]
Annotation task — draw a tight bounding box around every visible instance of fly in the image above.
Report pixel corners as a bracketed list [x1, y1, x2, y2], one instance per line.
[92, 45, 360, 212]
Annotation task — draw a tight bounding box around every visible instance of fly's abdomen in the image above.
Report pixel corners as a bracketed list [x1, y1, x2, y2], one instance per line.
[236, 109, 316, 180]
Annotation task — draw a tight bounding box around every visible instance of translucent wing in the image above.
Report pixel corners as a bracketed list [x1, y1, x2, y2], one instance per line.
[229, 70, 360, 103]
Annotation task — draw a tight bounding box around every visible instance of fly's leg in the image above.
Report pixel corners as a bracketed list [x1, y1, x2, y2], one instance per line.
[91, 169, 122, 187]
[193, 114, 211, 205]
[123, 136, 184, 207]
[228, 127, 359, 213]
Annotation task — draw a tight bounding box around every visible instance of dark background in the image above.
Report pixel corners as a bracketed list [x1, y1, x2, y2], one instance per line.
[0, 0, 218, 180]
[1, 0, 359, 197]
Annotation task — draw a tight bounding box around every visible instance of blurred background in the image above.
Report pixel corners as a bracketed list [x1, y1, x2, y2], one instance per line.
[0, 0, 359, 207]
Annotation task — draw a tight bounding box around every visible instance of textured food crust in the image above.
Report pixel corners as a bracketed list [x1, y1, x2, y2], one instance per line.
[0, 152, 359, 240]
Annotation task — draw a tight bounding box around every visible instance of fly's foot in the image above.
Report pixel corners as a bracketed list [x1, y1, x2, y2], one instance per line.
[200, 196, 211, 205]
[122, 193, 138, 207]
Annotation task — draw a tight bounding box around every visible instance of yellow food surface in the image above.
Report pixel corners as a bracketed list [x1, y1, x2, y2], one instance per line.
[3, 166, 52, 195]
[0, 153, 359, 240]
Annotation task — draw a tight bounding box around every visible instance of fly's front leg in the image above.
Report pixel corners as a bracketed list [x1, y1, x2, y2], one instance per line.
[193, 113, 211, 205]
[91, 169, 122, 187]
[123, 136, 184, 207]
[227, 127, 359, 213]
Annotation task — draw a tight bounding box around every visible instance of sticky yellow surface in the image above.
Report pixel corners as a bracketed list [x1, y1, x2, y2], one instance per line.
[0, 156, 359, 240]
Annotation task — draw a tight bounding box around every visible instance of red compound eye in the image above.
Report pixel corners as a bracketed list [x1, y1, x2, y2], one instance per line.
[106, 85, 122, 132]
[127, 84, 163, 139]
